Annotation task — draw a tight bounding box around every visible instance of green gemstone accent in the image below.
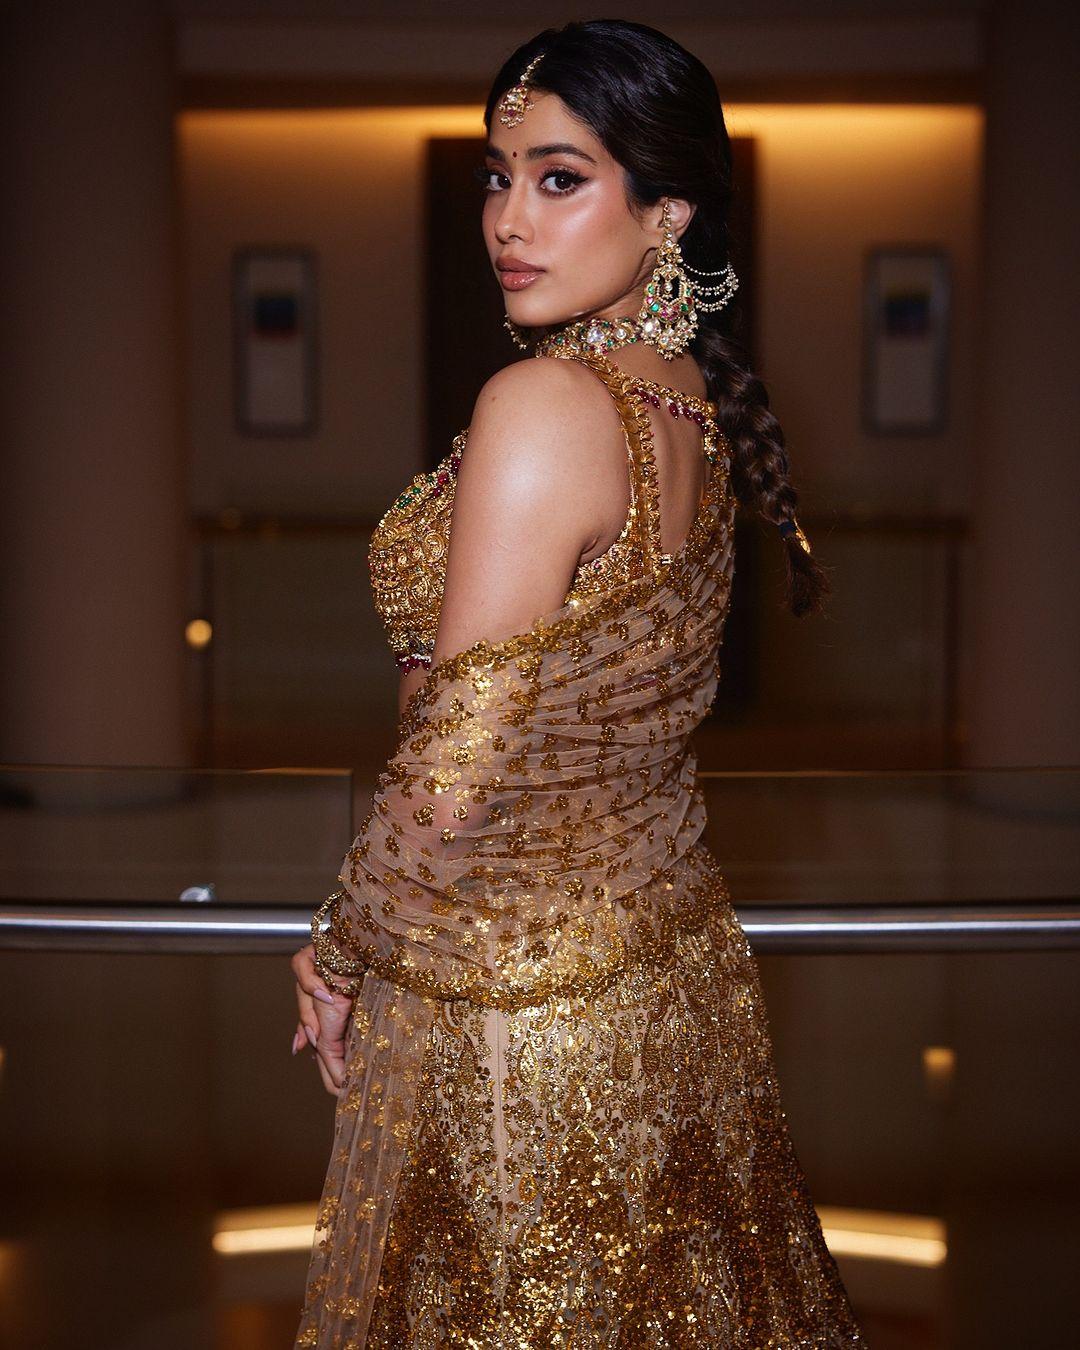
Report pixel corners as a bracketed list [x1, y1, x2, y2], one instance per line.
[650, 302, 660, 313]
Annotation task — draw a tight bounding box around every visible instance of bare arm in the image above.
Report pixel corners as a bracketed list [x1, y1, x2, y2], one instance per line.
[395, 357, 625, 710]
[419, 358, 622, 834]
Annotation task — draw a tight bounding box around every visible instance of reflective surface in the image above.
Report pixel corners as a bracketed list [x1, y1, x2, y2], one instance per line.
[698, 767, 1080, 906]
[0, 768, 1076, 1348]
[0, 766, 353, 905]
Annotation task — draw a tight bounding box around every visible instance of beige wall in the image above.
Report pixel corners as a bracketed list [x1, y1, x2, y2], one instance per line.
[740, 104, 982, 514]
[179, 102, 983, 520]
[180, 108, 477, 518]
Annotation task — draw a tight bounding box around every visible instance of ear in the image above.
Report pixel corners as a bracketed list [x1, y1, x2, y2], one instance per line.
[646, 196, 697, 244]
[667, 197, 697, 241]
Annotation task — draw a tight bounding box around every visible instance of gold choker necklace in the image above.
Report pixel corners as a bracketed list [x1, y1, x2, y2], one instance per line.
[535, 314, 644, 359]
[535, 314, 719, 423]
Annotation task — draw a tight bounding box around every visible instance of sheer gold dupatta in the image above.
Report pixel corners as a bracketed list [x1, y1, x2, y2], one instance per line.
[295, 362, 735, 1347]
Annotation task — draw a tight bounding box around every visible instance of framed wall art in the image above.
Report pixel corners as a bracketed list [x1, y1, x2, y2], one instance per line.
[232, 247, 318, 437]
[862, 246, 950, 435]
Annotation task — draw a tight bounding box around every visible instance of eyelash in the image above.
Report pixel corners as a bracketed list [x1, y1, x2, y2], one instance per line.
[472, 163, 588, 197]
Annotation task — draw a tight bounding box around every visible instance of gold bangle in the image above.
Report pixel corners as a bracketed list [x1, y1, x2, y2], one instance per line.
[310, 889, 367, 995]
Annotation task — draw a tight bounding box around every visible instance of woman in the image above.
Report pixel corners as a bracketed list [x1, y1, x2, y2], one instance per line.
[289, 19, 865, 1348]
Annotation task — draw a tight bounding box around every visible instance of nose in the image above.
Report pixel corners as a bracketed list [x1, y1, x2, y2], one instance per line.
[492, 178, 534, 246]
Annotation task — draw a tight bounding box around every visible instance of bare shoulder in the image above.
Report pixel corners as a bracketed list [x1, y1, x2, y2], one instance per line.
[470, 355, 622, 451]
[433, 356, 626, 661]
[464, 355, 626, 502]
[474, 351, 617, 410]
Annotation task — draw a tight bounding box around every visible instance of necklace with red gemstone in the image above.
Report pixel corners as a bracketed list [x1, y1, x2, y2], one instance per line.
[537, 313, 645, 357]
[535, 314, 719, 430]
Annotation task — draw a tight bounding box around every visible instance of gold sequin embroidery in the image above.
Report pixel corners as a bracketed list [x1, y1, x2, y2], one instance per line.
[296, 349, 865, 1347]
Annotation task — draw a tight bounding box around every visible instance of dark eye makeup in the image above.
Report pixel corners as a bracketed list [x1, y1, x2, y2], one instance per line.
[471, 163, 588, 197]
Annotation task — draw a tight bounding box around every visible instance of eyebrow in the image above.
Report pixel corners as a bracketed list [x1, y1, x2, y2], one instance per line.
[484, 141, 599, 166]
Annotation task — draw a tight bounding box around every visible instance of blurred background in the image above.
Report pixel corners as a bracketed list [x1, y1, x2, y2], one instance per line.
[1, 1, 1078, 1346]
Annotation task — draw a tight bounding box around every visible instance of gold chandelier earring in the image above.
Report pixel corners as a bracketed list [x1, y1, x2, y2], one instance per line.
[637, 198, 739, 360]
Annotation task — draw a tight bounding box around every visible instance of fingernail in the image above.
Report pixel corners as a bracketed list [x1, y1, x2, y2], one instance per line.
[313, 988, 335, 1005]
[305, 1025, 318, 1049]
[291, 1030, 301, 1055]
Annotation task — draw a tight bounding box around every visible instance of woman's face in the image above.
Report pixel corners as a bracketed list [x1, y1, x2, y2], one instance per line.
[480, 91, 688, 327]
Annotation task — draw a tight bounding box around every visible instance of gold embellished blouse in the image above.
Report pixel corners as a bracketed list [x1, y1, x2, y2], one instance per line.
[368, 348, 726, 672]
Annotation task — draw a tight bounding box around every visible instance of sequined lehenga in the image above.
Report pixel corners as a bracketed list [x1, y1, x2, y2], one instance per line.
[295, 349, 866, 1347]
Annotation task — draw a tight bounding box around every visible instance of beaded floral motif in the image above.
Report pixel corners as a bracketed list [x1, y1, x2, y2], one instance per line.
[368, 431, 466, 673]
[358, 845, 866, 1349]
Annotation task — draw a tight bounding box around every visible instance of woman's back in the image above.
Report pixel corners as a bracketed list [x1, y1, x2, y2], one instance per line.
[573, 344, 714, 566]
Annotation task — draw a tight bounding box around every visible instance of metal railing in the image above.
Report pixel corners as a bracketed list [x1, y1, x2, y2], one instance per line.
[4, 900, 1078, 954]
[4, 764, 1076, 955]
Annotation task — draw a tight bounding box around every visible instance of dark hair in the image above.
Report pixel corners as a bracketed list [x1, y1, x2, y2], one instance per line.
[485, 20, 830, 618]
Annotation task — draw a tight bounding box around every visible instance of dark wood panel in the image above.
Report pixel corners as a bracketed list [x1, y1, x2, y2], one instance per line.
[423, 137, 518, 467]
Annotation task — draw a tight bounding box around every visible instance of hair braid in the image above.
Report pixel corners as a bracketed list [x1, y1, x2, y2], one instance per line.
[695, 323, 831, 618]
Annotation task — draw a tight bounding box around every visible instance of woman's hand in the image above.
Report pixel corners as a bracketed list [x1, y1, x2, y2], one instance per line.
[290, 943, 354, 1097]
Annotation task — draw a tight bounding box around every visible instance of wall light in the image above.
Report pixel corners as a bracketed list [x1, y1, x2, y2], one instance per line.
[185, 618, 213, 650]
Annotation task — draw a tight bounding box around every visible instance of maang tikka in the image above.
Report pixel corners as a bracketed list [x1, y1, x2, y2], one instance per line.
[497, 51, 546, 128]
[499, 51, 547, 351]
[637, 198, 739, 360]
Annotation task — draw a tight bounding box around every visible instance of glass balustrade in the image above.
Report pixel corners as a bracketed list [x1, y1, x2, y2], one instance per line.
[0, 766, 1076, 1348]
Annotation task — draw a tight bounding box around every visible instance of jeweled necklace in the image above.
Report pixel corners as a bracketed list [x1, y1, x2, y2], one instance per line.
[533, 313, 643, 359]
[535, 314, 720, 428]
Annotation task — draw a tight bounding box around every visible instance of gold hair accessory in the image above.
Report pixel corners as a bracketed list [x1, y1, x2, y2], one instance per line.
[778, 519, 812, 554]
[638, 199, 739, 361]
[498, 52, 546, 128]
